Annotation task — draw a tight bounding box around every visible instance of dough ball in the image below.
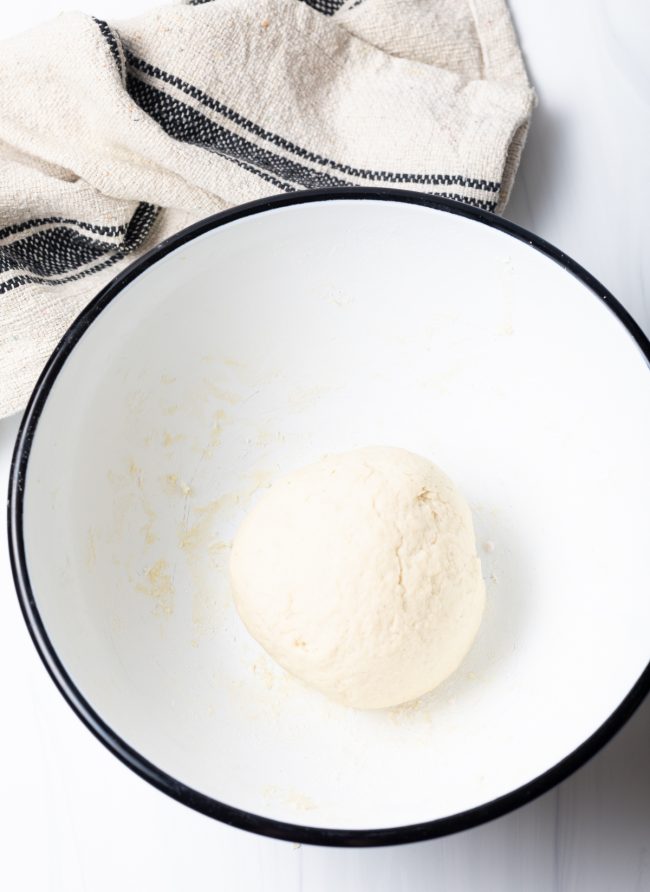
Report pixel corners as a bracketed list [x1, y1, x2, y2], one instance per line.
[230, 446, 485, 709]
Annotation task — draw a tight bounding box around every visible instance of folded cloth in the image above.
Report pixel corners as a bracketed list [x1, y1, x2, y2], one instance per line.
[0, 0, 533, 418]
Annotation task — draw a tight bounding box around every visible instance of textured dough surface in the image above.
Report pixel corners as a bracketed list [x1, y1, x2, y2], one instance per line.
[230, 447, 485, 709]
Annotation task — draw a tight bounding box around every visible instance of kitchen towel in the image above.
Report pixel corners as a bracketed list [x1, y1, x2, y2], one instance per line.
[0, 0, 534, 417]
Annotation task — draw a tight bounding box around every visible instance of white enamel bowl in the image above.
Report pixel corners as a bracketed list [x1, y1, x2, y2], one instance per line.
[9, 190, 650, 846]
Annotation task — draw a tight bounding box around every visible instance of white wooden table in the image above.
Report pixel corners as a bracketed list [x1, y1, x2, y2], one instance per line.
[1, 1, 649, 888]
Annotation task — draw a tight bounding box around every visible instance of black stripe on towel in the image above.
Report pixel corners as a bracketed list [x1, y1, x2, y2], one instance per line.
[125, 53, 500, 195]
[0, 216, 128, 242]
[299, 0, 348, 15]
[92, 17, 126, 83]
[126, 74, 348, 190]
[0, 202, 158, 288]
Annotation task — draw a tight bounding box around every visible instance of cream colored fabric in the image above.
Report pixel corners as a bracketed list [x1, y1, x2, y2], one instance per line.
[0, 0, 533, 417]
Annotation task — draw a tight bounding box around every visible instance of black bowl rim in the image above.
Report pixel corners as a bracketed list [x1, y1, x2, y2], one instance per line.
[7, 187, 650, 847]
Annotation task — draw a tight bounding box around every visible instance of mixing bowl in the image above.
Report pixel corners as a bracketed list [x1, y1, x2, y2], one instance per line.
[8, 189, 650, 846]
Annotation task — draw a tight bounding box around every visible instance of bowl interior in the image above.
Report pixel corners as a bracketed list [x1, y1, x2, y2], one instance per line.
[21, 197, 650, 832]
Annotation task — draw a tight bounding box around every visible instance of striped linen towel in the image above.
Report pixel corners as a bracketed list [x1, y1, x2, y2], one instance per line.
[0, 0, 533, 417]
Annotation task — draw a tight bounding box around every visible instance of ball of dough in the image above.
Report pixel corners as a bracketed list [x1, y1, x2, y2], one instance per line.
[230, 447, 485, 709]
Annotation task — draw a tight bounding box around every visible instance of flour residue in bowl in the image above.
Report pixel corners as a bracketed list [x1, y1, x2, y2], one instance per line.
[262, 784, 317, 812]
[137, 558, 175, 617]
